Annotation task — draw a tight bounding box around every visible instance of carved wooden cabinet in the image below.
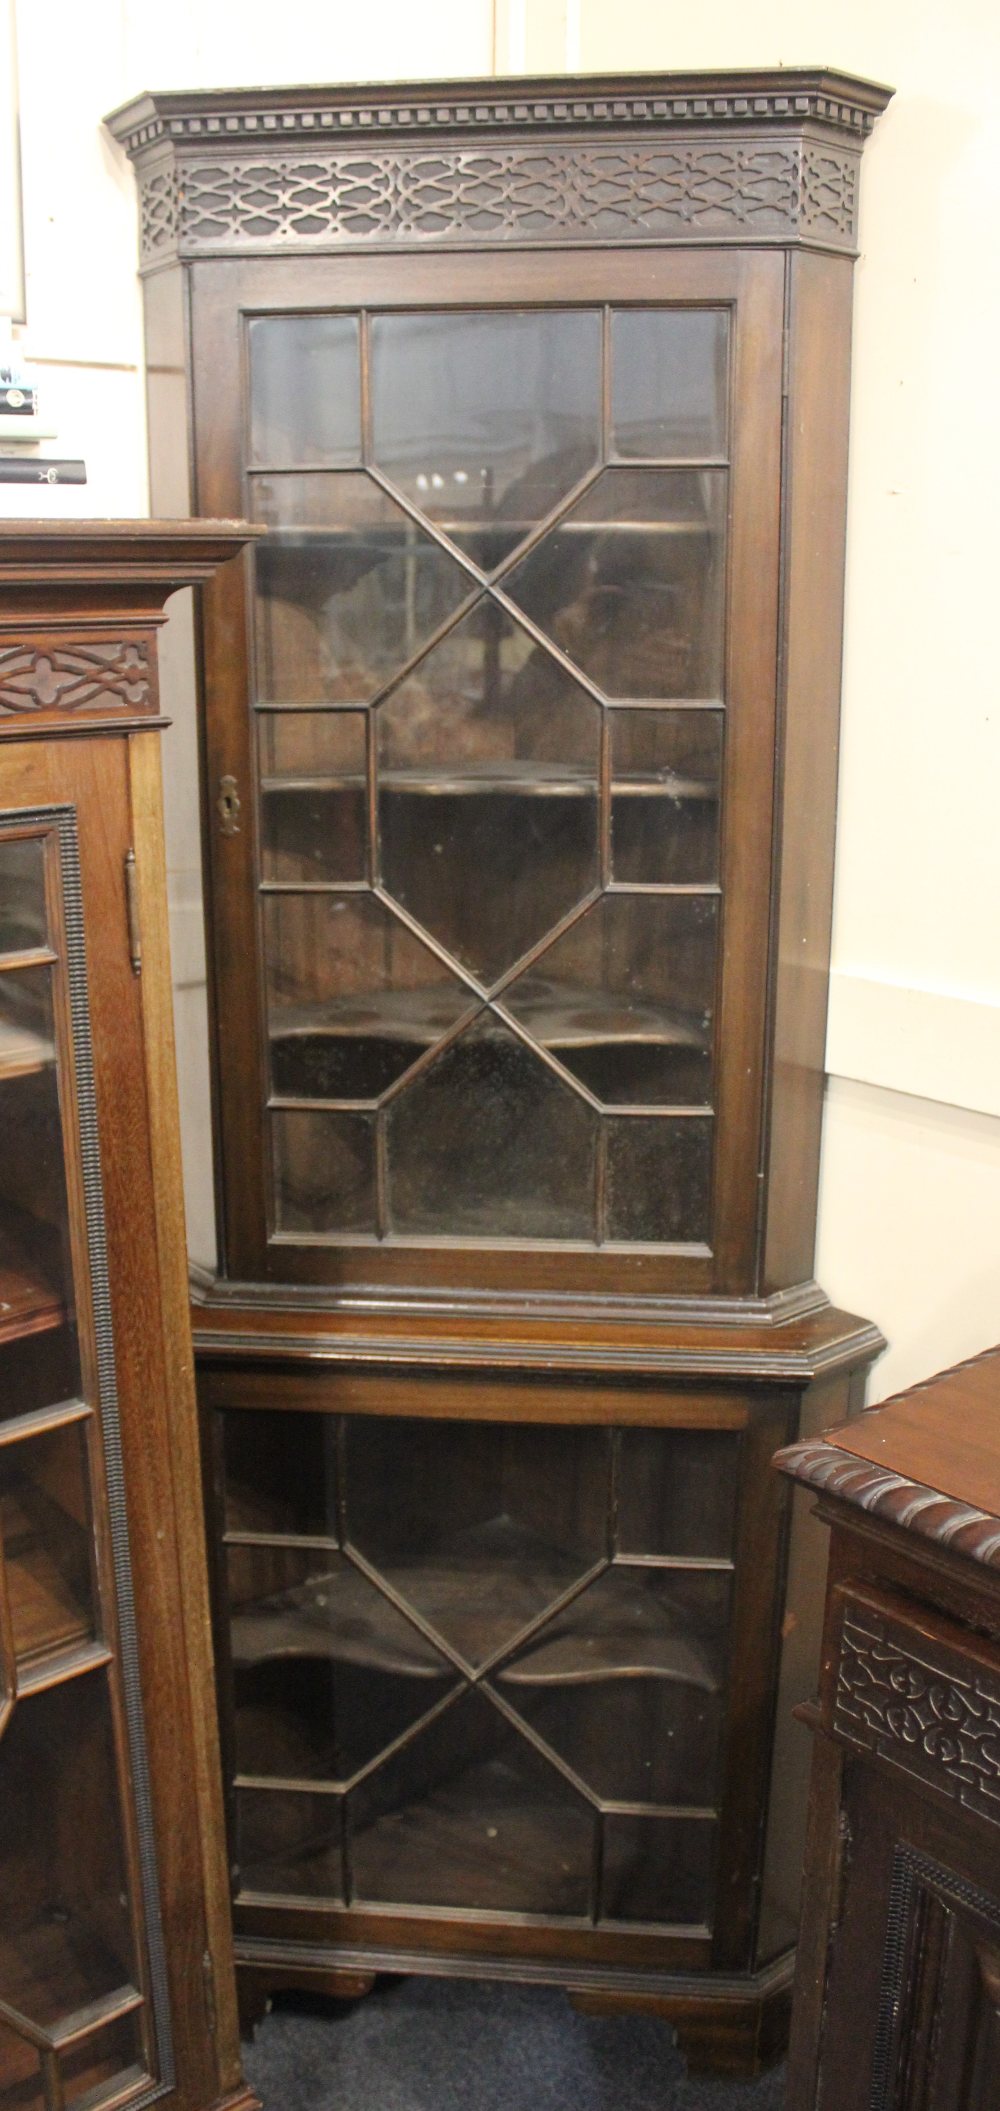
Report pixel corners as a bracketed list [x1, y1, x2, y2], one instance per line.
[0, 526, 256, 2111]
[109, 71, 891, 2072]
[777, 1347, 1000, 2110]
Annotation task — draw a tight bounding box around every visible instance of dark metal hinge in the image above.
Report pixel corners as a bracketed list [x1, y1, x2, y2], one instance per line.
[124, 849, 142, 975]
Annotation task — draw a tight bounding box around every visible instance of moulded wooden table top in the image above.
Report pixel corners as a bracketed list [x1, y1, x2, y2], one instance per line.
[775, 1344, 1000, 1568]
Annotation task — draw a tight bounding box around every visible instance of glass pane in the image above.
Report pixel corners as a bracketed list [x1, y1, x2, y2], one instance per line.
[259, 711, 367, 883]
[344, 1417, 608, 1671]
[611, 310, 729, 460]
[386, 1014, 597, 1241]
[602, 1815, 716, 1926]
[1, 1421, 96, 1666]
[497, 1566, 728, 1803]
[264, 893, 473, 1101]
[0, 838, 48, 956]
[371, 310, 602, 570]
[228, 1545, 455, 1781]
[0, 1331, 82, 1428]
[504, 895, 717, 1107]
[505, 468, 726, 700]
[618, 1429, 740, 1560]
[236, 1787, 343, 1901]
[1, 966, 78, 1415]
[348, 1689, 594, 1914]
[378, 601, 600, 982]
[605, 1116, 713, 1244]
[221, 1408, 338, 1539]
[248, 314, 361, 468]
[0, 964, 55, 1075]
[250, 472, 476, 704]
[271, 1109, 376, 1236]
[0, 1673, 139, 2033]
[62, 2012, 146, 2111]
[610, 710, 722, 885]
[0, 2017, 42, 2111]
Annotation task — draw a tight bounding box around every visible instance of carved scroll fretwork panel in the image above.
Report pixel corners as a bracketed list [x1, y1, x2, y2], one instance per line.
[833, 1597, 1000, 1827]
[0, 640, 152, 716]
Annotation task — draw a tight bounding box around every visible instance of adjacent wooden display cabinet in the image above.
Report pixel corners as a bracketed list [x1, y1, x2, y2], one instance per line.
[777, 1347, 1000, 2110]
[0, 526, 257, 2111]
[109, 70, 892, 2072]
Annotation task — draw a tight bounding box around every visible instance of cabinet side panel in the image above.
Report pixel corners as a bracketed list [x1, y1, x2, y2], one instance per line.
[755, 1364, 867, 1964]
[143, 264, 221, 1274]
[762, 252, 854, 1294]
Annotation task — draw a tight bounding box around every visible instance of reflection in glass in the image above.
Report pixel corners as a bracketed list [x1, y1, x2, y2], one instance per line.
[504, 894, 717, 1107]
[259, 711, 367, 883]
[222, 1408, 338, 1539]
[611, 309, 729, 460]
[497, 1565, 728, 1804]
[1, 962, 77, 1413]
[611, 710, 722, 885]
[0, 837, 48, 957]
[0, 2016, 42, 2111]
[379, 601, 600, 981]
[602, 1815, 716, 1926]
[62, 2012, 145, 2110]
[272, 1110, 376, 1236]
[264, 893, 473, 1101]
[228, 1545, 455, 1781]
[386, 1015, 597, 1240]
[505, 468, 727, 699]
[1, 1420, 95, 1666]
[251, 472, 476, 703]
[248, 314, 361, 468]
[371, 310, 602, 569]
[344, 1416, 607, 1669]
[618, 1430, 739, 1560]
[348, 1689, 594, 1914]
[604, 1116, 713, 1244]
[0, 1673, 139, 2032]
[236, 1787, 343, 1901]
[0, 965, 55, 1077]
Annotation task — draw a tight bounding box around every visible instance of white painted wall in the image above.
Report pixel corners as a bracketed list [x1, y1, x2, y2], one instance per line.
[3, 0, 998, 1399]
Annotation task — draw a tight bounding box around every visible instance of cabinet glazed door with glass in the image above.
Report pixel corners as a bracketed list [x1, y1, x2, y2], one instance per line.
[197, 252, 782, 1294]
[0, 811, 170, 2111]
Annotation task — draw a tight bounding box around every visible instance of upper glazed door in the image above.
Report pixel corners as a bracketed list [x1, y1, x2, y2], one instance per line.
[191, 248, 783, 1296]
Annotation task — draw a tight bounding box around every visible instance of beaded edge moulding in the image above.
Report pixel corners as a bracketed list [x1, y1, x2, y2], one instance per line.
[105, 70, 893, 266]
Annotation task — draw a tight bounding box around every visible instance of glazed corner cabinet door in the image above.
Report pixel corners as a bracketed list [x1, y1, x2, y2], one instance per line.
[0, 527, 258, 2111]
[108, 72, 892, 2073]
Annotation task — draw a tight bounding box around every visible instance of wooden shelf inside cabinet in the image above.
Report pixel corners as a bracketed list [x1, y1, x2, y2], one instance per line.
[0, 1019, 55, 1083]
[261, 766, 716, 801]
[0, 1210, 66, 1346]
[0, 1920, 139, 2039]
[1, 1475, 94, 1668]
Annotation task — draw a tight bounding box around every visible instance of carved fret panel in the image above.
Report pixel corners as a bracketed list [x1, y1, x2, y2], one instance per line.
[139, 136, 860, 263]
[0, 641, 152, 716]
[833, 1600, 1000, 1828]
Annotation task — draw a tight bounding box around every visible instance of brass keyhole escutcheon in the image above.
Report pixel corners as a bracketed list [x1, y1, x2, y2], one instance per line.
[217, 774, 241, 836]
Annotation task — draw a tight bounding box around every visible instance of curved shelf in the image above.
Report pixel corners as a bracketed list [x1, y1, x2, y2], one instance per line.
[496, 1571, 722, 1692]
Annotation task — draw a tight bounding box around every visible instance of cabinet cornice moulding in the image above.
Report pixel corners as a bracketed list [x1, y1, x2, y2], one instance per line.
[105, 69, 892, 267]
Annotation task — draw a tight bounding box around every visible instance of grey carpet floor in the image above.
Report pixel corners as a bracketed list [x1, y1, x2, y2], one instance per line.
[244, 1977, 787, 2111]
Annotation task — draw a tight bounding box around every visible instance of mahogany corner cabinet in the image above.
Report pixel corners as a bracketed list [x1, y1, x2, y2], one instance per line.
[0, 525, 258, 2111]
[108, 69, 892, 2074]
